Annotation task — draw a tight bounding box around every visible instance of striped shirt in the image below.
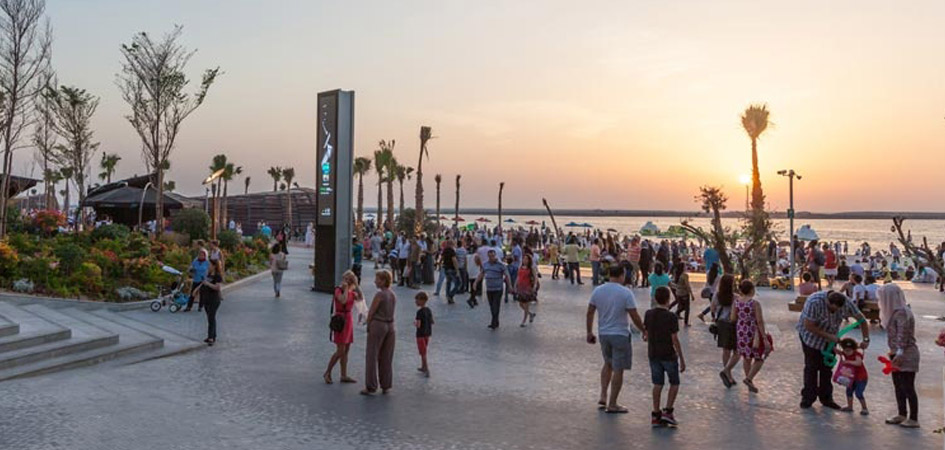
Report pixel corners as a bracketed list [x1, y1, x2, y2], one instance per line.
[796, 291, 863, 350]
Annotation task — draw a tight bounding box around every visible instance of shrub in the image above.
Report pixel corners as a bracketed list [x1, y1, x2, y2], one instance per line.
[159, 231, 190, 247]
[5, 232, 37, 255]
[116, 286, 151, 301]
[218, 230, 242, 252]
[31, 210, 66, 236]
[91, 223, 130, 242]
[0, 241, 20, 279]
[171, 209, 210, 242]
[73, 262, 103, 294]
[12, 278, 34, 293]
[53, 242, 86, 276]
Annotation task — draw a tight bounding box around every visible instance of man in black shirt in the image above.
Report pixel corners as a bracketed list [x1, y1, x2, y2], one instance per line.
[644, 286, 686, 427]
[441, 240, 460, 304]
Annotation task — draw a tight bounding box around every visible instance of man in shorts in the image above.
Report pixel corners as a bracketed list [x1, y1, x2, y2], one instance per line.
[586, 265, 645, 414]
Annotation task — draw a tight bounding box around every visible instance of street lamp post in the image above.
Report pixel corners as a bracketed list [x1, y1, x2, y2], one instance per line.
[138, 181, 153, 232]
[203, 168, 226, 240]
[778, 169, 802, 290]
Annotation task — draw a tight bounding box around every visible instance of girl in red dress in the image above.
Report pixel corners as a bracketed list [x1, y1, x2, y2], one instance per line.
[515, 253, 539, 327]
[324, 271, 362, 384]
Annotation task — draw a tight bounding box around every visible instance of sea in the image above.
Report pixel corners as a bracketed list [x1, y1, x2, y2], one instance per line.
[444, 215, 945, 252]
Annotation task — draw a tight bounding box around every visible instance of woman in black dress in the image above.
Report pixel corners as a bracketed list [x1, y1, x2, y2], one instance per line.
[201, 260, 224, 346]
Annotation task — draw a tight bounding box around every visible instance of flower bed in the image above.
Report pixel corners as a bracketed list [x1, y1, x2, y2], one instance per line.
[1, 217, 270, 302]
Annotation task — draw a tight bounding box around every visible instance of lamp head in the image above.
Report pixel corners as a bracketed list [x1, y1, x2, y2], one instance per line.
[777, 170, 787, 176]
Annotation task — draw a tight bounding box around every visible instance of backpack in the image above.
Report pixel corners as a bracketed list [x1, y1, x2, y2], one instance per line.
[814, 251, 826, 266]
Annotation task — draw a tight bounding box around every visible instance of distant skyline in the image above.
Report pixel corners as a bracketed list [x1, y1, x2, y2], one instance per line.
[15, 0, 945, 212]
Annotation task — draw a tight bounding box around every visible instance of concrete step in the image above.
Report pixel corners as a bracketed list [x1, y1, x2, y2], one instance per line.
[0, 304, 119, 371]
[0, 335, 162, 382]
[88, 310, 204, 364]
[0, 328, 72, 354]
[0, 314, 17, 338]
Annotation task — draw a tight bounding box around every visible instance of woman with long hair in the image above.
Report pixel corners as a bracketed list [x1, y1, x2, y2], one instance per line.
[668, 262, 692, 326]
[878, 284, 920, 428]
[697, 263, 721, 322]
[515, 253, 539, 327]
[324, 270, 362, 384]
[713, 274, 738, 387]
[647, 262, 671, 308]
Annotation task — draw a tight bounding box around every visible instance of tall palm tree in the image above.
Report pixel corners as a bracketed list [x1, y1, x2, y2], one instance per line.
[282, 167, 296, 227]
[378, 140, 397, 228]
[741, 104, 770, 211]
[268, 166, 282, 192]
[354, 156, 372, 233]
[498, 182, 505, 230]
[395, 164, 413, 217]
[454, 174, 461, 224]
[98, 153, 121, 184]
[373, 149, 387, 231]
[414, 126, 433, 234]
[434, 174, 442, 229]
[209, 155, 228, 232]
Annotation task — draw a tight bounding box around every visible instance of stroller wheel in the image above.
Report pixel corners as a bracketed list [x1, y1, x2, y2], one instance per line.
[169, 304, 181, 313]
[150, 301, 162, 312]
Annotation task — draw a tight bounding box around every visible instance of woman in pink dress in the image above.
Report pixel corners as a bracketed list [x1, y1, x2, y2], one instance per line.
[324, 271, 362, 384]
[515, 253, 539, 327]
[725, 279, 769, 394]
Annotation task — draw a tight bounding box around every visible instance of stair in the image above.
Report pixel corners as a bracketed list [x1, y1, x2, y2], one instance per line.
[0, 301, 202, 381]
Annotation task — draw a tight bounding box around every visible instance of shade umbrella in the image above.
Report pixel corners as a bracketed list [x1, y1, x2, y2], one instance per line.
[580, 223, 594, 228]
[565, 221, 581, 227]
[525, 220, 540, 225]
[796, 224, 819, 241]
[475, 217, 492, 223]
[439, 215, 450, 220]
[504, 218, 516, 223]
[452, 216, 466, 222]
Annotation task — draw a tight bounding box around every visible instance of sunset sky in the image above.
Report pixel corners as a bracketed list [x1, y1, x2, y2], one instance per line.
[24, 0, 945, 212]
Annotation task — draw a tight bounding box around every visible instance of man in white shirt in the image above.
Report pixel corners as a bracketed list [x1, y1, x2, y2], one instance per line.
[586, 265, 645, 414]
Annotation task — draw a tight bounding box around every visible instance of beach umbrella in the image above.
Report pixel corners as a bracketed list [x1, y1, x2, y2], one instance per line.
[565, 221, 581, 227]
[580, 223, 594, 228]
[366, 213, 376, 218]
[504, 218, 516, 223]
[476, 217, 492, 223]
[606, 228, 618, 233]
[439, 215, 450, 220]
[525, 220, 540, 225]
[796, 224, 819, 241]
[452, 216, 466, 222]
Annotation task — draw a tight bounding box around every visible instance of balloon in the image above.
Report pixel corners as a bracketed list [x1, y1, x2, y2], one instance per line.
[821, 320, 864, 368]
[878, 355, 899, 375]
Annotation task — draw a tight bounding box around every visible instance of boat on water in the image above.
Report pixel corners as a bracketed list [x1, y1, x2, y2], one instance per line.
[639, 222, 695, 239]
[640, 221, 660, 236]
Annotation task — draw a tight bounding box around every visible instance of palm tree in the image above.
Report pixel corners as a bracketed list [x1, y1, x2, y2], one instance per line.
[378, 140, 397, 228]
[209, 155, 228, 232]
[414, 126, 433, 234]
[434, 174, 442, 229]
[282, 167, 296, 227]
[454, 174, 461, 224]
[268, 166, 282, 192]
[395, 164, 413, 217]
[373, 148, 389, 231]
[222, 163, 242, 229]
[59, 166, 74, 218]
[741, 104, 770, 211]
[98, 153, 121, 184]
[354, 156, 372, 233]
[244, 176, 251, 195]
[498, 182, 505, 229]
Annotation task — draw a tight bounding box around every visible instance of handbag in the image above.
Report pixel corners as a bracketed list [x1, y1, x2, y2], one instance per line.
[329, 287, 348, 334]
[700, 286, 712, 299]
[276, 254, 289, 271]
[832, 362, 856, 387]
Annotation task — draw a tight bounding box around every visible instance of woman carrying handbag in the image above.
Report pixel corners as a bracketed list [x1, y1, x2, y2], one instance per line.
[324, 271, 362, 385]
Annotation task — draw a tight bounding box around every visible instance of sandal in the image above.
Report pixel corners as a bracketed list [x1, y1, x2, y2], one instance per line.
[323, 374, 333, 385]
[597, 401, 607, 410]
[605, 406, 629, 414]
[743, 379, 759, 393]
[340, 377, 357, 384]
[359, 389, 375, 396]
[719, 371, 733, 388]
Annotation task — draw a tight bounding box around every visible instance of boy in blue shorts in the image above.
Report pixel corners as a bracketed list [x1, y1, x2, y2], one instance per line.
[644, 286, 686, 427]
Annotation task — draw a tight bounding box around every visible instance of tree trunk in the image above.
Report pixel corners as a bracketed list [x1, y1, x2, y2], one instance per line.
[377, 176, 384, 232]
[357, 173, 365, 231]
[63, 181, 70, 227]
[498, 182, 505, 231]
[285, 188, 293, 229]
[398, 180, 405, 217]
[542, 198, 560, 244]
[435, 179, 441, 231]
[222, 179, 228, 230]
[386, 176, 394, 232]
[454, 175, 461, 223]
[415, 152, 424, 236]
[750, 138, 763, 211]
[155, 168, 165, 235]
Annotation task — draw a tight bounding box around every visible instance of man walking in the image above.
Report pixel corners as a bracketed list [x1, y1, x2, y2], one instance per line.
[586, 265, 645, 414]
[797, 290, 870, 410]
[476, 249, 512, 330]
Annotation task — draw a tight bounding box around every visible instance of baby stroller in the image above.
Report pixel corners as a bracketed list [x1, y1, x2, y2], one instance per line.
[150, 265, 191, 313]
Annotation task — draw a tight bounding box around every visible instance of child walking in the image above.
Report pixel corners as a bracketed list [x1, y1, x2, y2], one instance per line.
[645, 286, 686, 427]
[838, 338, 869, 415]
[414, 292, 434, 377]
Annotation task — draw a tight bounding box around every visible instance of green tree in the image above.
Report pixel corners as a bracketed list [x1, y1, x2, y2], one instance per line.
[742, 104, 770, 211]
[414, 126, 433, 234]
[46, 85, 100, 226]
[353, 156, 372, 233]
[98, 152, 121, 183]
[377, 140, 397, 228]
[741, 104, 774, 282]
[395, 164, 413, 217]
[267, 166, 282, 192]
[117, 25, 220, 235]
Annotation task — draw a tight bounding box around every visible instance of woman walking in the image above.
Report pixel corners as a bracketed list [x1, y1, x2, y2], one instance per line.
[668, 263, 692, 326]
[713, 274, 738, 387]
[362, 270, 397, 395]
[324, 271, 362, 384]
[697, 263, 721, 322]
[515, 253, 539, 327]
[647, 262, 671, 308]
[724, 280, 769, 393]
[879, 284, 920, 428]
[269, 244, 288, 297]
[201, 260, 224, 346]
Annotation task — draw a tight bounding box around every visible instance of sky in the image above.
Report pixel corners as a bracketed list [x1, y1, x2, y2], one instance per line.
[17, 0, 945, 212]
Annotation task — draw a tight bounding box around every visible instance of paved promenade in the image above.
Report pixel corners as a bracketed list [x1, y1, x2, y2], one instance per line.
[0, 248, 942, 450]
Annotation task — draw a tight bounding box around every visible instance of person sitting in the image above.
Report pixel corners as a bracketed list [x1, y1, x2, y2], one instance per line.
[798, 272, 819, 296]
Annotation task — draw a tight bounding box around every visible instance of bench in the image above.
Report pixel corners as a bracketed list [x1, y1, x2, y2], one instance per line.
[787, 295, 880, 321]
